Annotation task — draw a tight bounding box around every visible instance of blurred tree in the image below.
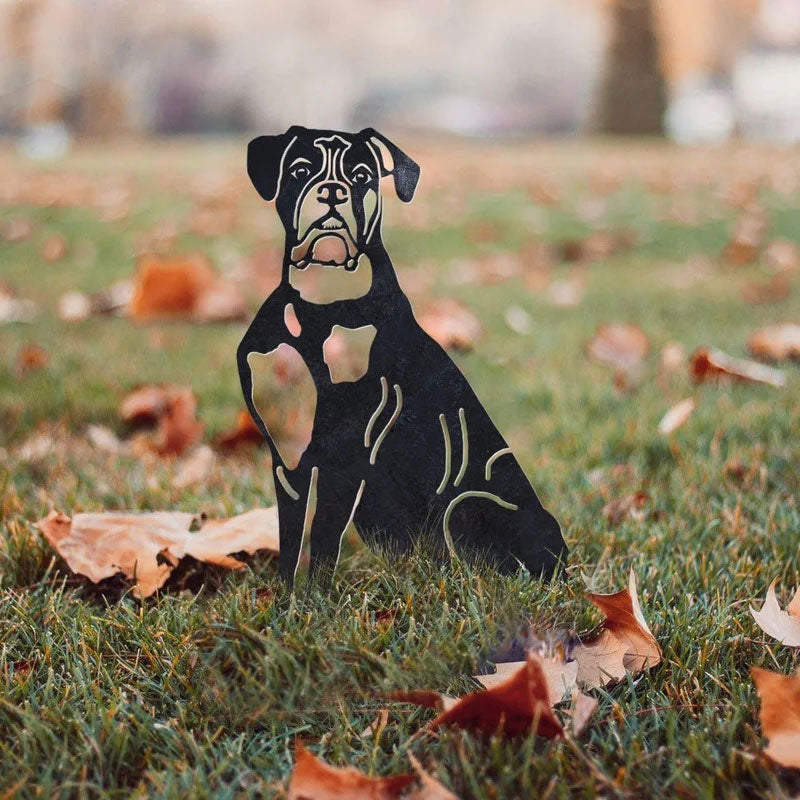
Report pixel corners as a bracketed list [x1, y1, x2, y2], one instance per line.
[595, 0, 667, 135]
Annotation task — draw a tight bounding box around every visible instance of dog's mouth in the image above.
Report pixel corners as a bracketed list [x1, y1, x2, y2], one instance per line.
[291, 219, 360, 271]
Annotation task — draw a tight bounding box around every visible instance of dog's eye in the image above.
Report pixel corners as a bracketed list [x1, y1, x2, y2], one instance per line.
[352, 169, 371, 185]
[290, 166, 310, 180]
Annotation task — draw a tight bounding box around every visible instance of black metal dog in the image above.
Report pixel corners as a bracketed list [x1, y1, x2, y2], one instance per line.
[238, 126, 566, 586]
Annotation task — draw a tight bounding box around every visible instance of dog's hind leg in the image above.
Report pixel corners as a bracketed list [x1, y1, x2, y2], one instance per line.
[306, 472, 367, 585]
[275, 465, 317, 587]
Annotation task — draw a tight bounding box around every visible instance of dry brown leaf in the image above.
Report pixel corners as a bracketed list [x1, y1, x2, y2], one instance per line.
[40, 233, 68, 263]
[215, 410, 265, 451]
[659, 342, 686, 372]
[475, 655, 578, 707]
[750, 581, 800, 647]
[748, 324, 800, 362]
[120, 384, 203, 457]
[35, 507, 278, 598]
[172, 445, 215, 490]
[570, 570, 661, 689]
[418, 299, 482, 352]
[658, 398, 696, 435]
[763, 238, 800, 273]
[16, 343, 49, 377]
[723, 208, 768, 265]
[406, 753, 459, 800]
[751, 667, 800, 769]
[690, 347, 786, 389]
[427, 654, 563, 739]
[287, 741, 414, 800]
[602, 491, 648, 526]
[586, 324, 650, 371]
[568, 689, 598, 737]
[129, 254, 246, 322]
[742, 274, 791, 306]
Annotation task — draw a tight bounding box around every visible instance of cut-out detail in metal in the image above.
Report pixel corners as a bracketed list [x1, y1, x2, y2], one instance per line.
[323, 324, 377, 384]
[247, 345, 315, 470]
[485, 447, 513, 481]
[436, 413, 451, 495]
[238, 126, 566, 586]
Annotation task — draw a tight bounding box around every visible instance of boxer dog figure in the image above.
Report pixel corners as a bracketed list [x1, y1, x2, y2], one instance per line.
[238, 126, 566, 586]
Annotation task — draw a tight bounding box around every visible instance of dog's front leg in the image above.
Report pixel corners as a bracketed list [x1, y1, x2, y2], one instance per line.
[275, 465, 316, 588]
[306, 471, 366, 586]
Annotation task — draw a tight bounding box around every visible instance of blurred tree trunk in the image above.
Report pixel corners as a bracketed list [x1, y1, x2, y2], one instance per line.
[595, 0, 667, 135]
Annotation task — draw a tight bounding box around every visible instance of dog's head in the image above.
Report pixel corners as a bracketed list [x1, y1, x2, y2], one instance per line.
[248, 127, 419, 273]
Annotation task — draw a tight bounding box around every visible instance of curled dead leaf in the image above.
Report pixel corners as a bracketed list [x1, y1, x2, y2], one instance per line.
[748, 324, 800, 362]
[34, 507, 278, 598]
[568, 689, 598, 737]
[215, 410, 265, 451]
[586, 323, 650, 372]
[15, 343, 49, 377]
[129, 254, 246, 322]
[287, 741, 415, 800]
[120, 384, 203, 457]
[690, 347, 786, 389]
[475, 654, 578, 707]
[750, 581, 800, 647]
[569, 570, 661, 689]
[428, 654, 563, 739]
[751, 666, 800, 769]
[658, 398, 696, 435]
[418, 299, 482, 352]
[602, 491, 649, 526]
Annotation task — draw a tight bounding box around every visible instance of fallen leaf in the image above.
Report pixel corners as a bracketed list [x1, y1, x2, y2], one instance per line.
[427, 654, 563, 739]
[475, 655, 578, 707]
[215, 410, 265, 451]
[568, 689, 598, 737]
[40, 233, 68, 262]
[35, 507, 279, 598]
[504, 305, 532, 335]
[748, 324, 800, 362]
[569, 570, 661, 689]
[658, 398, 696, 435]
[129, 254, 246, 322]
[1, 215, 35, 242]
[57, 291, 92, 321]
[15, 343, 49, 377]
[0, 286, 37, 324]
[120, 384, 203, 457]
[172, 445, 215, 490]
[602, 491, 648, 525]
[659, 342, 686, 372]
[742, 274, 791, 306]
[763, 238, 800, 273]
[586, 324, 650, 371]
[384, 690, 458, 713]
[287, 741, 414, 800]
[723, 207, 768, 265]
[418, 299, 482, 352]
[751, 666, 800, 769]
[86, 424, 127, 456]
[690, 347, 786, 389]
[546, 277, 584, 307]
[406, 753, 459, 800]
[750, 581, 800, 647]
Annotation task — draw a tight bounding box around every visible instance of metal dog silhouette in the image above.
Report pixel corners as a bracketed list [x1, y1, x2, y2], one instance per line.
[238, 126, 566, 586]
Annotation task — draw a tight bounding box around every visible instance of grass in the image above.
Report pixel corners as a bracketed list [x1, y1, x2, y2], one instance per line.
[1, 137, 800, 798]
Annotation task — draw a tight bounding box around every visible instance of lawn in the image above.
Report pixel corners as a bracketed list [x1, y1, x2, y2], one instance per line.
[1, 137, 799, 798]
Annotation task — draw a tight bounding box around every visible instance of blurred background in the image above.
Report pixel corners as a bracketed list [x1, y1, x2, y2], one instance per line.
[1, 0, 800, 147]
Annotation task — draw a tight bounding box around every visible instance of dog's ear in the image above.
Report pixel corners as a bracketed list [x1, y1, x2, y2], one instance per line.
[247, 127, 303, 202]
[360, 128, 420, 203]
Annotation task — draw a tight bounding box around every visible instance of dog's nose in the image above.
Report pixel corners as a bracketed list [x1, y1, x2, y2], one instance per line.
[317, 182, 348, 208]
